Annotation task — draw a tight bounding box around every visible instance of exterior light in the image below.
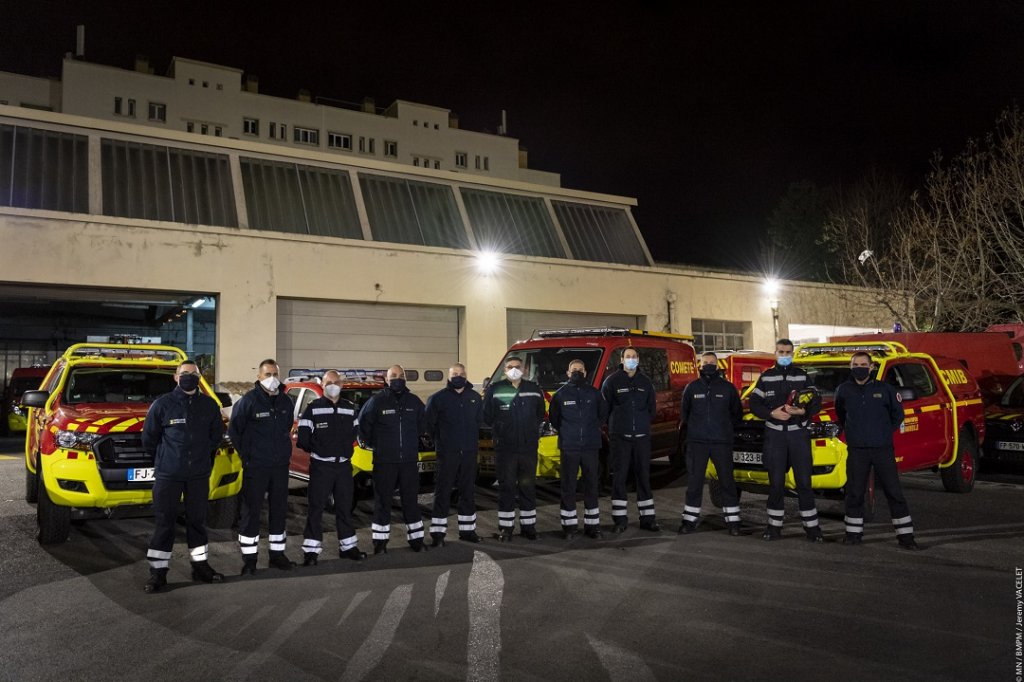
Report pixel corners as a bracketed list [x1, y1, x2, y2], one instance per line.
[763, 278, 779, 297]
[190, 296, 207, 309]
[476, 251, 500, 274]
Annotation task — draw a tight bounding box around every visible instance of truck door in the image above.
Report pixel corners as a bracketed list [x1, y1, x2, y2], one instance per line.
[884, 361, 950, 471]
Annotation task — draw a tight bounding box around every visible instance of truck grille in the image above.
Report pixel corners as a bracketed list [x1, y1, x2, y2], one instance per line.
[93, 433, 153, 467]
[732, 424, 765, 470]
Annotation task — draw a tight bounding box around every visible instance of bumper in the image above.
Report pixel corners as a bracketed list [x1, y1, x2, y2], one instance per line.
[38, 447, 243, 508]
[349, 447, 438, 477]
[707, 437, 849, 492]
[477, 435, 563, 479]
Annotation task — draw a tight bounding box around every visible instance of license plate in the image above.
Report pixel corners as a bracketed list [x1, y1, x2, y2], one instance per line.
[478, 452, 496, 469]
[127, 467, 155, 481]
[417, 460, 437, 473]
[733, 451, 762, 464]
[995, 441, 1024, 451]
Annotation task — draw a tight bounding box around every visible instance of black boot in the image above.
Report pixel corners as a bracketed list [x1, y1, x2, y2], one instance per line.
[430, 532, 446, 548]
[762, 526, 781, 541]
[373, 540, 389, 555]
[144, 568, 168, 593]
[191, 560, 224, 583]
[727, 522, 741, 537]
[584, 526, 603, 539]
[562, 526, 579, 540]
[268, 551, 296, 570]
[639, 519, 661, 532]
[302, 552, 319, 566]
[239, 557, 258, 577]
[459, 531, 482, 543]
[409, 538, 428, 552]
[898, 535, 921, 551]
[611, 523, 627, 534]
[521, 526, 538, 541]
[677, 521, 697, 535]
[842, 533, 863, 546]
[497, 528, 513, 542]
[805, 527, 824, 543]
[340, 547, 367, 561]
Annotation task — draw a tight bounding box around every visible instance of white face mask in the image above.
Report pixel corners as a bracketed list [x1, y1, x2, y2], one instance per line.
[260, 376, 281, 392]
[624, 357, 640, 371]
[506, 367, 524, 381]
[323, 384, 342, 400]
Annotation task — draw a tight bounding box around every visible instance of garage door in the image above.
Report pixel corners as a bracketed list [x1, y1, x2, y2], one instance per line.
[506, 310, 641, 347]
[277, 300, 459, 398]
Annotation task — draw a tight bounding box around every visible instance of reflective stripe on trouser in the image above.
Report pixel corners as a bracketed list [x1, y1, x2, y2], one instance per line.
[371, 460, 423, 543]
[519, 509, 537, 527]
[681, 505, 702, 523]
[269, 532, 287, 552]
[722, 506, 741, 524]
[238, 464, 290, 556]
[763, 427, 816, 516]
[685, 441, 739, 510]
[559, 449, 600, 529]
[303, 458, 356, 548]
[611, 499, 628, 523]
[496, 449, 538, 520]
[846, 446, 912, 536]
[583, 507, 600, 526]
[457, 514, 477, 532]
[766, 508, 785, 528]
[339, 534, 358, 551]
[430, 517, 448, 534]
[844, 516, 864, 535]
[189, 544, 209, 563]
[610, 436, 653, 524]
[148, 476, 209, 564]
[147, 549, 172, 570]
[432, 450, 478, 536]
[302, 538, 323, 555]
[799, 508, 819, 529]
[238, 534, 259, 555]
[498, 510, 516, 529]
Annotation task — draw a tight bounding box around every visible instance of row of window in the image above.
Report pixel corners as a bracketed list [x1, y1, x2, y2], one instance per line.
[0, 123, 649, 266]
[113, 97, 166, 122]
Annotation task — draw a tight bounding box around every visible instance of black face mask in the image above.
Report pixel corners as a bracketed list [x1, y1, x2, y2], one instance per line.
[389, 378, 407, 393]
[569, 370, 586, 384]
[449, 375, 468, 389]
[699, 365, 718, 378]
[178, 373, 200, 392]
[851, 366, 872, 381]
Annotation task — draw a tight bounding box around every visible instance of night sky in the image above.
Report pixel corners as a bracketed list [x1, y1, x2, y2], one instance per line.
[4, 1, 1024, 271]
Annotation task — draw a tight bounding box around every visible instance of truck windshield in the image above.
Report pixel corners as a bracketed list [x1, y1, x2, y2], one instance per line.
[800, 364, 857, 399]
[489, 348, 605, 392]
[62, 368, 178, 404]
[1000, 375, 1024, 408]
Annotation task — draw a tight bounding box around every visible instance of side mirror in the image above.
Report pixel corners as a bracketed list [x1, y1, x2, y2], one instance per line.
[20, 390, 49, 408]
[214, 391, 233, 407]
[897, 387, 918, 402]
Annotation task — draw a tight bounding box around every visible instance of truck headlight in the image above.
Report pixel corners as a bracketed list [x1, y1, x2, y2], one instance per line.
[56, 430, 102, 449]
[808, 422, 841, 438]
[539, 421, 558, 437]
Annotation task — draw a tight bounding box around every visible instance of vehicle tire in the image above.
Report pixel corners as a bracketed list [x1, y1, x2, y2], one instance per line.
[37, 470, 71, 545]
[207, 493, 240, 529]
[708, 477, 741, 508]
[941, 431, 978, 493]
[26, 462, 39, 504]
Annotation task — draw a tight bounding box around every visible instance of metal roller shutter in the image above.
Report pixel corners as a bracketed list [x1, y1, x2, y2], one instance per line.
[277, 299, 459, 398]
[505, 310, 641, 347]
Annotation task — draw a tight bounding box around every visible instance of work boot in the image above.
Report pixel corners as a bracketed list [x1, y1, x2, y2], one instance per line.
[302, 552, 319, 567]
[677, 521, 697, 535]
[639, 519, 661, 532]
[430, 532, 446, 548]
[521, 526, 538, 541]
[191, 560, 224, 583]
[239, 557, 258, 577]
[727, 522, 741, 537]
[762, 526, 781, 541]
[842, 533, 863, 546]
[497, 528, 513, 543]
[584, 527, 603, 539]
[898, 536, 921, 551]
[409, 538, 428, 552]
[459, 531, 482, 543]
[611, 523, 627, 534]
[144, 568, 168, 594]
[373, 540, 389, 555]
[340, 548, 367, 561]
[268, 552, 296, 570]
[562, 527, 579, 540]
[805, 528, 824, 543]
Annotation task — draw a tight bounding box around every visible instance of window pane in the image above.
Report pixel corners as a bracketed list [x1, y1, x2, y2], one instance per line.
[553, 201, 647, 265]
[0, 126, 89, 213]
[462, 188, 563, 258]
[359, 173, 466, 248]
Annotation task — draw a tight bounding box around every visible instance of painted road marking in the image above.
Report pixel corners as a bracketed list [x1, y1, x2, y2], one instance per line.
[226, 597, 328, 681]
[434, 569, 450, 617]
[340, 584, 413, 682]
[337, 590, 372, 627]
[587, 633, 657, 681]
[467, 551, 503, 682]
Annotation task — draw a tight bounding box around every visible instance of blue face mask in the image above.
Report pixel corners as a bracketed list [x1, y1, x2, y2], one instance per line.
[777, 356, 793, 367]
[624, 358, 640, 372]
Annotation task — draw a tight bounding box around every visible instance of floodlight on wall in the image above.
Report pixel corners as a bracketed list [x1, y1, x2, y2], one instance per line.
[190, 296, 207, 309]
[476, 251, 500, 274]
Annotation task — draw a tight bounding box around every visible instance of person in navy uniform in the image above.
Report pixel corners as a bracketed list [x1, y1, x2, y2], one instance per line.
[748, 339, 824, 542]
[678, 352, 743, 536]
[229, 358, 297, 574]
[141, 360, 225, 593]
[297, 370, 367, 565]
[426, 362, 484, 546]
[834, 351, 919, 550]
[358, 365, 428, 554]
[483, 356, 546, 541]
[549, 359, 608, 539]
[601, 346, 660, 533]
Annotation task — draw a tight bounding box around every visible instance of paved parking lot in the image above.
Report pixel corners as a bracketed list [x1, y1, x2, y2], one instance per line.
[0, 437, 1021, 681]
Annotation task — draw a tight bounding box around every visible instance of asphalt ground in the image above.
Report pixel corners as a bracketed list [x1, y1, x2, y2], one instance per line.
[0, 435, 1021, 682]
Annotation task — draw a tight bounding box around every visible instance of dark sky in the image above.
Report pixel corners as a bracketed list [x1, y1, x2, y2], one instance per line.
[4, 1, 1024, 270]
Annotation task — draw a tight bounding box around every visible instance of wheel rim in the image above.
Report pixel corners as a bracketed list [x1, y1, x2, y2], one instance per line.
[960, 447, 975, 483]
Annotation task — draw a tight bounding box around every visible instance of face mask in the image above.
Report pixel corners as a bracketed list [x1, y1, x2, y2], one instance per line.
[506, 367, 524, 382]
[623, 358, 640, 372]
[569, 370, 586, 384]
[389, 378, 407, 393]
[449, 375, 468, 389]
[260, 376, 281, 392]
[178, 373, 200, 392]
[323, 383, 342, 400]
[777, 356, 793, 367]
[699, 365, 718, 378]
[851, 366, 872, 381]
